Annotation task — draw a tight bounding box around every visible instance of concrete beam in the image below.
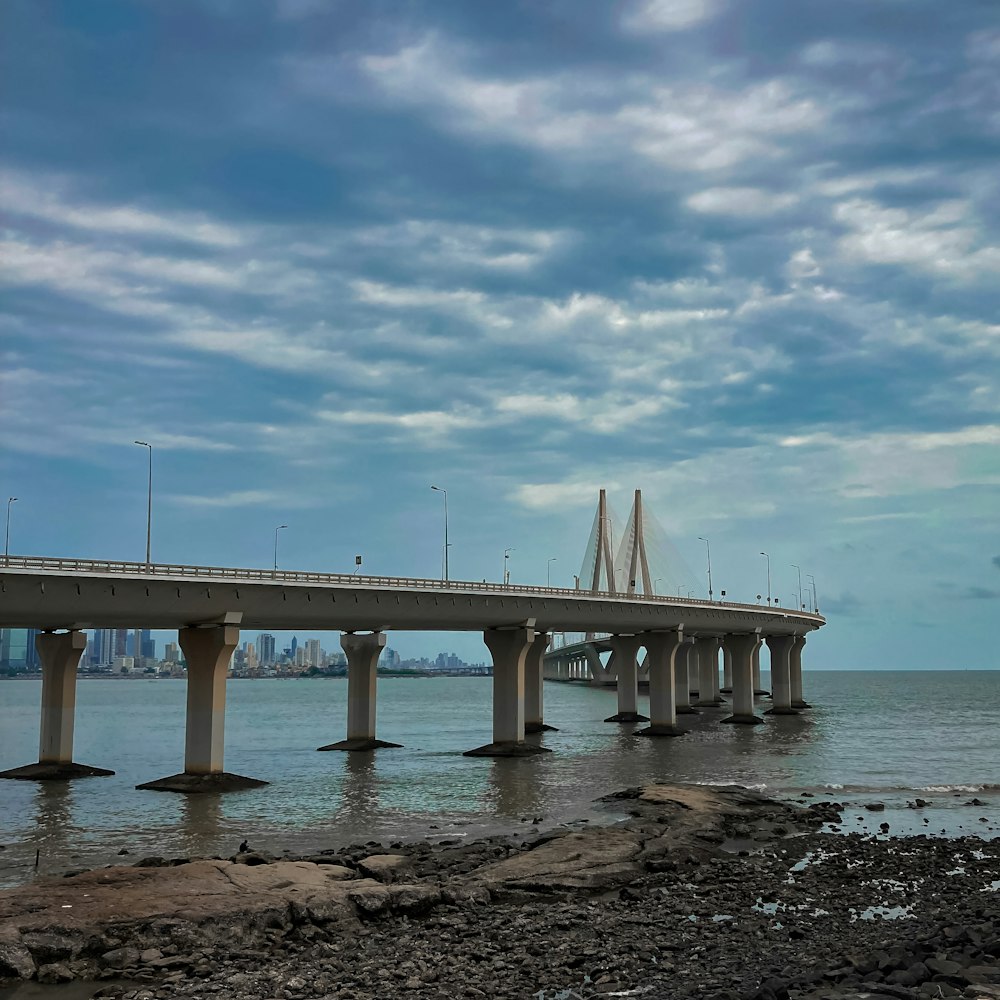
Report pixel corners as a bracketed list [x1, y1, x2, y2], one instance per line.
[674, 641, 699, 715]
[524, 632, 557, 734]
[636, 630, 685, 738]
[137, 624, 267, 792]
[465, 626, 550, 756]
[605, 634, 648, 723]
[790, 634, 811, 708]
[765, 635, 798, 715]
[721, 632, 764, 725]
[695, 636, 724, 707]
[0, 630, 114, 781]
[318, 631, 401, 751]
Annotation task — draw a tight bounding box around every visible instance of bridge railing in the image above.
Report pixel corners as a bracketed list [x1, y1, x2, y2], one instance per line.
[1, 555, 823, 620]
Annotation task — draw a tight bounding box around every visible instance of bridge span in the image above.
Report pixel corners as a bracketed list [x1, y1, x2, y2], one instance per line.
[0, 555, 824, 791]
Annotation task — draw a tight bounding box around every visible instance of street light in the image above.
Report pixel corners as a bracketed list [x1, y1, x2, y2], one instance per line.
[4, 497, 17, 565]
[807, 573, 819, 612]
[791, 563, 803, 611]
[547, 557, 557, 587]
[759, 551, 771, 605]
[430, 486, 449, 582]
[273, 524, 288, 576]
[698, 536, 713, 601]
[134, 441, 152, 568]
[503, 547, 514, 585]
[654, 577, 663, 595]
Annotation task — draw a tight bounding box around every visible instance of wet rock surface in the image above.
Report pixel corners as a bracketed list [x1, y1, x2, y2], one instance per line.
[0, 784, 996, 999]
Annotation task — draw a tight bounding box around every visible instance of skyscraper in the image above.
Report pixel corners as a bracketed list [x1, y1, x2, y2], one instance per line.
[257, 633, 276, 666]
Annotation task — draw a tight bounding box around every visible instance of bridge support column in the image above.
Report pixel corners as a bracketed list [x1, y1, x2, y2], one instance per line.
[752, 643, 768, 696]
[674, 641, 699, 714]
[138, 624, 267, 792]
[465, 627, 550, 756]
[0, 630, 114, 781]
[721, 645, 733, 693]
[525, 632, 557, 733]
[765, 636, 798, 715]
[605, 634, 648, 723]
[721, 633, 764, 725]
[637, 631, 684, 737]
[790, 635, 811, 708]
[695, 637, 723, 706]
[318, 632, 402, 751]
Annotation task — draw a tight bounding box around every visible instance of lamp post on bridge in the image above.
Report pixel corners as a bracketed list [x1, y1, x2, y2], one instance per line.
[760, 551, 771, 605]
[654, 577, 662, 594]
[4, 497, 17, 566]
[807, 573, 819, 612]
[546, 557, 557, 587]
[792, 563, 803, 610]
[698, 536, 713, 601]
[430, 485, 449, 582]
[273, 524, 287, 577]
[503, 547, 514, 585]
[134, 441, 152, 569]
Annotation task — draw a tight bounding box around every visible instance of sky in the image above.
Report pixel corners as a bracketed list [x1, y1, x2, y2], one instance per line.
[2, 0, 998, 669]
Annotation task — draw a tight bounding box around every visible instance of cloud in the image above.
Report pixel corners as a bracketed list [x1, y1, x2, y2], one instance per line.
[992, 556, 1000, 571]
[834, 198, 1000, 281]
[687, 187, 798, 216]
[960, 586, 999, 600]
[0, 170, 244, 247]
[620, 0, 723, 34]
[166, 489, 313, 509]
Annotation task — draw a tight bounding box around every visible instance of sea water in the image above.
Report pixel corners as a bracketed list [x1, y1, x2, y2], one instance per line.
[0, 671, 997, 888]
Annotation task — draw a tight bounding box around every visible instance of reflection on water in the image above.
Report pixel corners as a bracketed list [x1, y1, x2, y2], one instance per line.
[487, 758, 543, 819]
[1, 672, 998, 886]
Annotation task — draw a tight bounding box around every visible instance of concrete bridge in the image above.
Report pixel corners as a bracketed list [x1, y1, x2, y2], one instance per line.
[0, 550, 823, 791]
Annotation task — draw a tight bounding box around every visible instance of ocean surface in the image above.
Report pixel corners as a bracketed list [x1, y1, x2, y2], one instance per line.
[0, 671, 998, 889]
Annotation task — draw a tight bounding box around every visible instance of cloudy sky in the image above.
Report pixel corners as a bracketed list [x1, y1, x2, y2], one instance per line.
[2, 0, 998, 668]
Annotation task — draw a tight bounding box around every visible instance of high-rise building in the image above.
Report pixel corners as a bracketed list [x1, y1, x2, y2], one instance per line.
[113, 628, 128, 659]
[257, 633, 276, 666]
[305, 638, 322, 667]
[141, 630, 155, 660]
[0, 628, 29, 669]
[164, 642, 180, 663]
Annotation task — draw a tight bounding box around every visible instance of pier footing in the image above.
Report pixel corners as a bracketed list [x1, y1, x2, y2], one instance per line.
[136, 772, 268, 793]
[765, 706, 800, 716]
[0, 761, 114, 781]
[721, 714, 764, 726]
[317, 737, 403, 751]
[635, 724, 685, 738]
[523, 722, 558, 734]
[463, 742, 551, 758]
[604, 711, 649, 723]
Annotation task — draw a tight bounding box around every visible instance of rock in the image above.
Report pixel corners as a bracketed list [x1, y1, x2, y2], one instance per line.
[0, 928, 36, 979]
[36, 961, 75, 983]
[867, 803, 887, 812]
[101, 946, 142, 969]
[358, 854, 414, 884]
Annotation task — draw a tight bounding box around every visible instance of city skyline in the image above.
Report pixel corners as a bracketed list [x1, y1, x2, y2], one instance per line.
[2, 2, 998, 668]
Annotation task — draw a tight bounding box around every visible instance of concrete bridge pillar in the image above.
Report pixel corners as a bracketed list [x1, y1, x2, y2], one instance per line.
[637, 630, 684, 738]
[695, 637, 723, 707]
[765, 635, 798, 715]
[721, 645, 733, 693]
[0, 630, 114, 781]
[721, 633, 764, 725]
[752, 642, 768, 696]
[138, 624, 267, 792]
[605, 634, 649, 723]
[318, 632, 402, 751]
[466, 627, 550, 756]
[790, 635, 811, 708]
[525, 632, 557, 733]
[674, 641, 699, 714]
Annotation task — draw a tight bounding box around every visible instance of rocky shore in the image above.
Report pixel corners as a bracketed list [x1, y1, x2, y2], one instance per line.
[1, 784, 998, 1000]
